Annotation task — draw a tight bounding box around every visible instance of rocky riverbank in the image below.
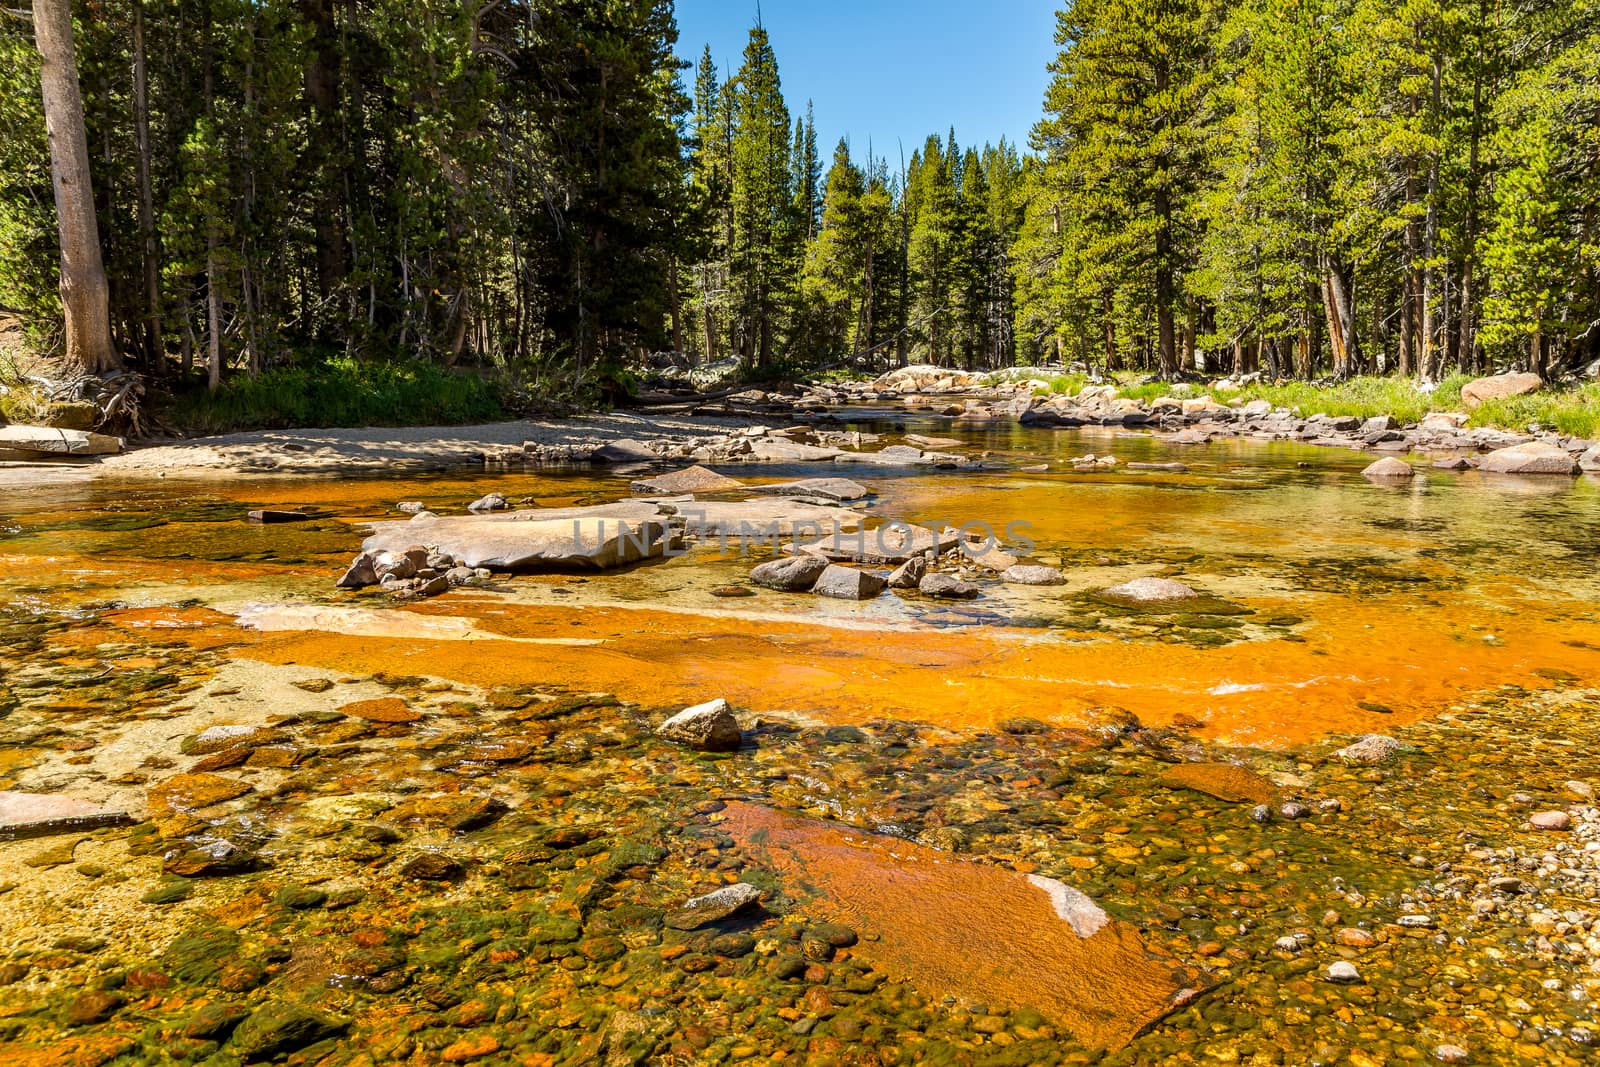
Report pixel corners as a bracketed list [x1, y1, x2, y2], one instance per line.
[1, 602, 1597, 1065]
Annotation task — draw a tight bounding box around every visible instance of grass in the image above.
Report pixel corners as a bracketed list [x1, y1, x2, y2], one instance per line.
[163, 358, 505, 434]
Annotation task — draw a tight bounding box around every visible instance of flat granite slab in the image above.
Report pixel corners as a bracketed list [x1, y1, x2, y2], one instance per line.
[0, 791, 136, 841]
[720, 802, 1210, 1052]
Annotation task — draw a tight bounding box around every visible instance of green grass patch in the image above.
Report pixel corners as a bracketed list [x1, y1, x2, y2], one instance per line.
[162, 359, 505, 434]
[1467, 382, 1600, 438]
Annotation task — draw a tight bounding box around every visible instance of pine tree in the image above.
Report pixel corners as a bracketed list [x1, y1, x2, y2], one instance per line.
[1035, 0, 1216, 377]
[729, 25, 794, 369]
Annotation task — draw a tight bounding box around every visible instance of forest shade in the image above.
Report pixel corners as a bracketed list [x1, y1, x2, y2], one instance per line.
[0, 0, 1596, 401]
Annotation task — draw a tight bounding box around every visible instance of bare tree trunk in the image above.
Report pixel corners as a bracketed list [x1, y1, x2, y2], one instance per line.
[667, 258, 683, 354]
[33, 0, 118, 374]
[206, 239, 222, 391]
[132, 0, 162, 371]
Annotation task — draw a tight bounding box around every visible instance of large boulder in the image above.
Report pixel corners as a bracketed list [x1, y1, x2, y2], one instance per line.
[363, 502, 675, 570]
[1460, 372, 1542, 410]
[749, 554, 829, 592]
[0, 424, 123, 455]
[812, 565, 888, 600]
[657, 698, 742, 752]
[1581, 444, 1600, 472]
[747, 477, 870, 501]
[1477, 441, 1579, 476]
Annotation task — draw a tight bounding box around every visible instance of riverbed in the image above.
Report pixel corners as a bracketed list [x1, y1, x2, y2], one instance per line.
[0, 417, 1597, 1065]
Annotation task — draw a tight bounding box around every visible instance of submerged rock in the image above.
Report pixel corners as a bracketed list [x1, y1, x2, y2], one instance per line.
[721, 801, 1209, 1052]
[230, 1001, 348, 1060]
[665, 882, 762, 930]
[1529, 811, 1572, 831]
[1334, 734, 1401, 764]
[1158, 762, 1278, 804]
[1001, 564, 1065, 585]
[1100, 577, 1200, 605]
[0, 792, 134, 842]
[657, 698, 742, 751]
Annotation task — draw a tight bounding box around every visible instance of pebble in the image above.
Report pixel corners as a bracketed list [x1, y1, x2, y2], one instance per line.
[1326, 961, 1362, 983]
[1529, 810, 1572, 831]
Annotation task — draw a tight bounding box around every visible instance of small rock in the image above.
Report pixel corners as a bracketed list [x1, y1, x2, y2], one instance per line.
[1333, 734, 1400, 764]
[812, 564, 888, 600]
[247, 509, 309, 524]
[1398, 914, 1436, 928]
[750, 554, 829, 592]
[466, 492, 508, 512]
[400, 853, 466, 881]
[1336, 928, 1375, 947]
[1434, 1045, 1470, 1064]
[1362, 457, 1416, 481]
[657, 698, 742, 752]
[1326, 961, 1361, 983]
[918, 573, 980, 599]
[1279, 802, 1310, 819]
[886, 556, 927, 589]
[630, 464, 744, 494]
[1529, 810, 1572, 831]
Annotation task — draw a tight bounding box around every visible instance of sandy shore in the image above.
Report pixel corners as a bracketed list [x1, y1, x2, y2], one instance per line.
[5, 412, 761, 483]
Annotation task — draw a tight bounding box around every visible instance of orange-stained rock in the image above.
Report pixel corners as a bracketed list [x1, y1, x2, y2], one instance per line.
[719, 802, 1209, 1052]
[0, 1034, 138, 1067]
[1157, 762, 1278, 804]
[147, 773, 253, 815]
[338, 698, 422, 723]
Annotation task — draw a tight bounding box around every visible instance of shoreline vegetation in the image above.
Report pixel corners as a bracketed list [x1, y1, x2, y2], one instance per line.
[3, 1, 1597, 438]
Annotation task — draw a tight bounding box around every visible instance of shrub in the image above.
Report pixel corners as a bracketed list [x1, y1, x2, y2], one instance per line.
[162, 358, 505, 434]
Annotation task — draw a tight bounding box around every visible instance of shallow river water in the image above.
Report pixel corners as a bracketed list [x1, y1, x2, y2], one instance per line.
[1, 419, 1598, 1066]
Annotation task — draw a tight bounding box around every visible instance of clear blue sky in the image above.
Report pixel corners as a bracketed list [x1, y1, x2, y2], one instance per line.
[673, 1, 1060, 165]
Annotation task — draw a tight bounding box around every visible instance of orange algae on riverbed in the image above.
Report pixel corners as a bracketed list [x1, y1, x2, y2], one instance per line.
[238, 591, 1600, 747]
[718, 801, 1209, 1051]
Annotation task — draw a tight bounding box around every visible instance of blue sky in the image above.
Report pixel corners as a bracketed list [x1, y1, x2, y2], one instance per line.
[673, 1, 1060, 164]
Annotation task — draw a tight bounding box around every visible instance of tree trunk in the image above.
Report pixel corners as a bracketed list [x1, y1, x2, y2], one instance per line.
[1152, 190, 1177, 379]
[206, 239, 222, 391]
[667, 257, 683, 354]
[132, 0, 162, 370]
[33, 0, 118, 375]
[1321, 259, 1357, 379]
